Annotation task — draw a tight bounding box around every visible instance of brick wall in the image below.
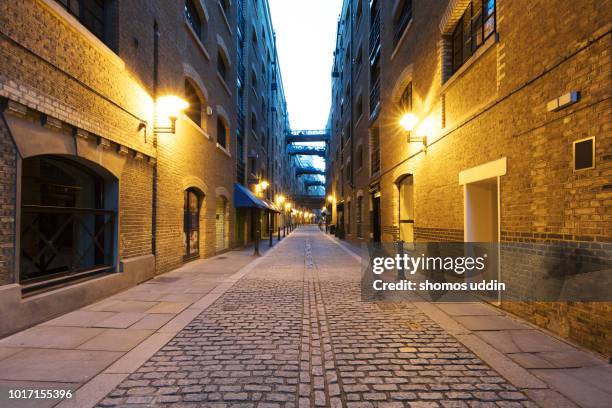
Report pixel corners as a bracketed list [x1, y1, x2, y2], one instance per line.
[347, 0, 612, 355]
[119, 158, 153, 259]
[0, 115, 16, 285]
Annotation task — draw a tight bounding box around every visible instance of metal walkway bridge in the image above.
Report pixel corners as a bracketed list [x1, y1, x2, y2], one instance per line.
[296, 166, 325, 176]
[286, 129, 330, 143]
[287, 145, 326, 156]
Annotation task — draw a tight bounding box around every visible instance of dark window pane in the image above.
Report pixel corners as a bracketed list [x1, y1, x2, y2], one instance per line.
[217, 118, 227, 147]
[185, 80, 202, 125]
[185, 0, 202, 38]
[574, 139, 594, 170]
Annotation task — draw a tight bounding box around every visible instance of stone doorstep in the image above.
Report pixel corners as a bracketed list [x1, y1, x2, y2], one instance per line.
[53, 238, 286, 408]
[326, 234, 612, 408]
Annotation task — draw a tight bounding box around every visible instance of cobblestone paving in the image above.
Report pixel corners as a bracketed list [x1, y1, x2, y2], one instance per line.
[97, 227, 536, 407]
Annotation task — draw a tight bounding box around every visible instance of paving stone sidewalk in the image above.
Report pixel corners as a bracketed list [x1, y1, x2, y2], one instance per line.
[0, 242, 276, 408]
[95, 227, 545, 408]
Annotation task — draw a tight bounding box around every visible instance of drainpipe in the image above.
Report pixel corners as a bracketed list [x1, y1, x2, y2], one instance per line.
[151, 21, 159, 256]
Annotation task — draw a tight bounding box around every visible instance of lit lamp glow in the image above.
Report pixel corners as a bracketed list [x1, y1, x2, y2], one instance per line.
[260, 180, 269, 190]
[155, 95, 189, 134]
[399, 113, 419, 131]
[327, 194, 333, 203]
[399, 113, 428, 150]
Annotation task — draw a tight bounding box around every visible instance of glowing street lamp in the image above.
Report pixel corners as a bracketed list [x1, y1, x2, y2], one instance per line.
[399, 113, 427, 150]
[327, 194, 333, 203]
[154, 95, 189, 134]
[260, 180, 269, 190]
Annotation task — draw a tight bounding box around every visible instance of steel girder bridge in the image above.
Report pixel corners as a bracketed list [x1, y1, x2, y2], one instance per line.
[287, 145, 326, 157]
[286, 129, 330, 144]
[286, 129, 328, 209]
[292, 194, 325, 209]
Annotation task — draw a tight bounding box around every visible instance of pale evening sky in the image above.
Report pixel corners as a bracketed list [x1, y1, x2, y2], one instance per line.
[268, 0, 343, 131]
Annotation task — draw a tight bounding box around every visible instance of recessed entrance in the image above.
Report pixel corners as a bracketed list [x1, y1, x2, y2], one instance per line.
[184, 188, 201, 260]
[465, 177, 499, 242]
[398, 175, 414, 242]
[216, 196, 229, 252]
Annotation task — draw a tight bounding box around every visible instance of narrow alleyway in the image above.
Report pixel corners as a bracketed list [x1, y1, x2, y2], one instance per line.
[94, 227, 538, 408]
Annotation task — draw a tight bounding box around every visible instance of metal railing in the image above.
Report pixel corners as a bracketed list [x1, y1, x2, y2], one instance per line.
[20, 205, 115, 286]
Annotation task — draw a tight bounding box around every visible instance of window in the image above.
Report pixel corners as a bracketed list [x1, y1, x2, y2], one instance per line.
[217, 117, 228, 148]
[574, 137, 595, 171]
[399, 82, 412, 112]
[20, 156, 116, 291]
[218, 51, 229, 81]
[185, 80, 202, 125]
[185, 0, 203, 39]
[184, 188, 201, 260]
[356, 144, 364, 170]
[451, 0, 496, 74]
[393, 0, 413, 46]
[355, 47, 363, 70]
[251, 112, 257, 132]
[356, 96, 363, 119]
[251, 69, 258, 89]
[356, 0, 363, 23]
[220, 0, 230, 14]
[56, 0, 106, 42]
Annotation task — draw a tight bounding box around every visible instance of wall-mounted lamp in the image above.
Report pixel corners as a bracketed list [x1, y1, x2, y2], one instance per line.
[327, 194, 334, 203]
[154, 95, 189, 134]
[400, 113, 428, 151]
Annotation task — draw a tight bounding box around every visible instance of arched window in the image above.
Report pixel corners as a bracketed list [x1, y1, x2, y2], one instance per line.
[217, 117, 228, 148]
[184, 188, 202, 260]
[185, 80, 202, 126]
[185, 0, 205, 41]
[399, 82, 412, 112]
[20, 155, 116, 290]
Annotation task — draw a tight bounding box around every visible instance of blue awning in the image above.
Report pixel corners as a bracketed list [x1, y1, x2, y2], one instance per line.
[233, 183, 280, 212]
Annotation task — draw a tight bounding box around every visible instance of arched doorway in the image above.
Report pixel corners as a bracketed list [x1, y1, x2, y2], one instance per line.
[215, 196, 228, 252]
[184, 188, 202, 261]
[20, 155, 117, 290]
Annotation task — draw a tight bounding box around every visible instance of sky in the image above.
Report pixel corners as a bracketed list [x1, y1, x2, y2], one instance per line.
[268, 0, 342, 177]
[268, 0, 343, 131]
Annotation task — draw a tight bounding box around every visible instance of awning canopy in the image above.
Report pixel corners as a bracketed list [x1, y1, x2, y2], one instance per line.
[233, 183, 280, 213]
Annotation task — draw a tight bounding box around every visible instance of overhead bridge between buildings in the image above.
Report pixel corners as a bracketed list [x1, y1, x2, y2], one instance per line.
[286, 129, 330, 144]
[287, 145, 327, 156]
[296, 167, 326, 176]
[305, 181, 325, 188]
[293, 194, 326, 209]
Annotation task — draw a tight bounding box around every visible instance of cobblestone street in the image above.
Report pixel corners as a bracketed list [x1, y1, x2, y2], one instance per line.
[96, 227, 537, 408]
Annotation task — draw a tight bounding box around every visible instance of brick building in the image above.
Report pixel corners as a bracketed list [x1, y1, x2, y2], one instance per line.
[327, 0, 611, 356]
[0, 0, 294, 337]
[234, 0, 301, 245]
